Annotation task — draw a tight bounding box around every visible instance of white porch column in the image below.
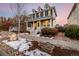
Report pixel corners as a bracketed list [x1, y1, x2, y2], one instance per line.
[33, 21, 35, 29]
[25, 21, 28, 31]
[38, 20, 41, 31]
[50, 19, 53, 28]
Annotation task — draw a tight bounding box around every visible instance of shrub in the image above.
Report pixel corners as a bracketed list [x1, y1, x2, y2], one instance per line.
[37, 32, 40, 34]
[41, 28, 58, 37]
[65, 25, 79, 39]
[55, 26, 65, 32]
[25, 31, 30, 34]
[0, 26, 8, 31]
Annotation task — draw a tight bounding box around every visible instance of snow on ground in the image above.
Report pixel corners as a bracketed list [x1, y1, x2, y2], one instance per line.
[24, 49, 50, 56]
[19, 42, 32, 52]
[2, 38, 32, 50]
[36, 34, 40, 37]
[2, 37, 50, 56]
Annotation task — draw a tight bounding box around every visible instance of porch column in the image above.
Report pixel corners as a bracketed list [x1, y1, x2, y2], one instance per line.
[50, 19, 53, 28]
[39, 20, 41, 29]
[33, 21, 35, 29]
[25, 21, 28, 31]
[37, 21, 38, 29]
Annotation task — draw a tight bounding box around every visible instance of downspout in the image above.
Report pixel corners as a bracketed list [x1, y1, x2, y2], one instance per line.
[77, 4, 78, 25]
[52, 9, 53, 28]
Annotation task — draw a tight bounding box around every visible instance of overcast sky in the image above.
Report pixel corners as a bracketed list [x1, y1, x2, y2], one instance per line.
[0, 3, 74, 25]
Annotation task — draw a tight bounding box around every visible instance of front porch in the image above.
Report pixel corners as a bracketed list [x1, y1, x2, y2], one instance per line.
[27, 19, 53, 33]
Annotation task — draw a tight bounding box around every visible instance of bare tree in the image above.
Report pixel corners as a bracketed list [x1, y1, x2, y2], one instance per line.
[10, 3, 25, 39]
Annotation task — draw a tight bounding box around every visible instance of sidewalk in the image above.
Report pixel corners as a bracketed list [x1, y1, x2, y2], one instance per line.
[19, 33, 79, 52]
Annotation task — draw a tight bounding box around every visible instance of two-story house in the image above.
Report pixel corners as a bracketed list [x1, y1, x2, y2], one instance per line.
[27, 4, 57, 33]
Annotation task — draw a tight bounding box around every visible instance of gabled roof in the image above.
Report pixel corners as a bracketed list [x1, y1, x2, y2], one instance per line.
[53, 7, 57, 16]
[44, 3, 50, 9]
[28, 4, 57, 17]
[37, 6, 43, 11]
[32, 9, 37, 13]
[67, 3, 77, 19]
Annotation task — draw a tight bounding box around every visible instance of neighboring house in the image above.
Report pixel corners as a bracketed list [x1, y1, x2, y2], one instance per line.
[67, 3, 79, 25]
[27, 4, 57, 33]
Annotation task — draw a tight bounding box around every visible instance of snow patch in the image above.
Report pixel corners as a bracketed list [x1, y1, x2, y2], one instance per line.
[24, 49, 50, 56]
[19, 43, 30, 52]
[2, 37, 50, 56]
[2, 38, 31, 50]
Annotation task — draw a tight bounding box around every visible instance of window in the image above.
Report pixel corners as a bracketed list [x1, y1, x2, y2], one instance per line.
[33, 14, 35, 19]
[28, 23, 32, 27]
[36, 13, 39, 18]
[40, 12, 43, 17]
[51, 9, 52, 16]
[45, 10, 48, 16]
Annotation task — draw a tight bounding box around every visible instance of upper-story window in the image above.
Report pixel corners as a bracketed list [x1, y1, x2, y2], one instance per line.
[40, 12, 43, 17]
[36, 13, 39, 18]
[51, 9, 52, 16]
[45, 10, 48, 16]
[33, 14, 35, 19]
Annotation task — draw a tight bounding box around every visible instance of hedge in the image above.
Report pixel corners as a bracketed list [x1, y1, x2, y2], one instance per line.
[65, 25, 79, 40]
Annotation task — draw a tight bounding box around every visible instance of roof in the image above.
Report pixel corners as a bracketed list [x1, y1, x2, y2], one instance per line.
[67, 3, 77, 19]
[29, 6, 57, 16]
[53, 7, 57, 16]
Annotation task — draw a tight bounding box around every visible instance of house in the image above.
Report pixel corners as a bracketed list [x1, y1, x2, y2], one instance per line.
[27, 4, 57, 33]
[9, 4, 57, 34]
[67, 3, 79, 25]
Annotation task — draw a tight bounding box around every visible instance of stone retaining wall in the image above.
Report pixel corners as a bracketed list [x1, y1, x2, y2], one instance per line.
[0, 42, 23, 56]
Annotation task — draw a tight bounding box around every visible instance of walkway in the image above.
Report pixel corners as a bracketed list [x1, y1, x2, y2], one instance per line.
[19, 33, 79, 52]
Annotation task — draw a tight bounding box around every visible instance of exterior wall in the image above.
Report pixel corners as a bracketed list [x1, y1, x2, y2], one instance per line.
[77, 4, 79, 25]
[53, 20, 57, 27]
[68, 4, 79, 25]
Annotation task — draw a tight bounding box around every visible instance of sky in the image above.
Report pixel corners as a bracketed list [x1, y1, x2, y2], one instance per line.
[0, 3, 74, 26]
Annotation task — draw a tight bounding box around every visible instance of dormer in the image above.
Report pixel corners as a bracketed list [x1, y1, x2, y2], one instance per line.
[32, 9, 37, 13]
[44, 3, 50, 9]
[37, 6, 43, 11]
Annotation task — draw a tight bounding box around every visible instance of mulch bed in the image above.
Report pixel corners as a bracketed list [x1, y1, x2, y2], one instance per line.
[38, 42, 79, 56]
[26, 41, 79, 56]
[28, 41, 39, 51]
[53, 46, 79, 56]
